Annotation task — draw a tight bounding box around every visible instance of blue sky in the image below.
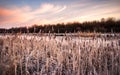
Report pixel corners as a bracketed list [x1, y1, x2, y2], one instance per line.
[0, 0, 120, 28]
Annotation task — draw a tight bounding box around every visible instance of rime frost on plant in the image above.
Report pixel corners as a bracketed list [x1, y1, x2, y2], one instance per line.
[0, 34, 120, 75]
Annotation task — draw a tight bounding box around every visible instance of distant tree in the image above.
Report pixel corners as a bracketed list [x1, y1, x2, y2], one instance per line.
[1, 17, 120, 33]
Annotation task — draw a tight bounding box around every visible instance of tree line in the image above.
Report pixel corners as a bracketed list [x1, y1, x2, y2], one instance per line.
[0, 17, 120, 33]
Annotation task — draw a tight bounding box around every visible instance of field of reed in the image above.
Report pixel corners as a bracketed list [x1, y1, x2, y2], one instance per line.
[0, 34, 120, 75]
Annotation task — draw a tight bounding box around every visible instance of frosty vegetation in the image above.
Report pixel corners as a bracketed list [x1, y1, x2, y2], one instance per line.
[0, 34, 120, 75]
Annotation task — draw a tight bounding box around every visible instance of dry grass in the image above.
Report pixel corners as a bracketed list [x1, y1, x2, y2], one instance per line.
[0, 34, 120, 75]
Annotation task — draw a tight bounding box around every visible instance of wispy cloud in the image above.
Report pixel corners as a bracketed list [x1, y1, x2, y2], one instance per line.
[0, 0, 120, 28]
[56, 0, 120, 23]
[0, 3, 66, 28]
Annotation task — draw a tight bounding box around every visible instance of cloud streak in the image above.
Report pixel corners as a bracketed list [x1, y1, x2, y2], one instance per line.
[0, 3, 67, 28]
[0, 0, 120, 28]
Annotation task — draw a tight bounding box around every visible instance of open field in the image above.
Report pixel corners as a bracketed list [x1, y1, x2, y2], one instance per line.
[0, 34, 120, 75]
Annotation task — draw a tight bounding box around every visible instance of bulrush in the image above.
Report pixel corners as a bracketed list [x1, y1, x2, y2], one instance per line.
[0, 34, 120, 75]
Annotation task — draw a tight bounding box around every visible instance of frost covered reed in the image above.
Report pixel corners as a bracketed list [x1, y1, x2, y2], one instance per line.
[0, 34, 120, 75]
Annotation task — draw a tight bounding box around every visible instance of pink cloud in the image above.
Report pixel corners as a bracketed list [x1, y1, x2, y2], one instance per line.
[0, 3, 66, 28]
[0, 6, 33, 24]
[0, 2, 120, 29]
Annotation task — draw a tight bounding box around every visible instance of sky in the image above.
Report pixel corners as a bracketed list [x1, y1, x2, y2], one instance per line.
[0, 0, 120, 28]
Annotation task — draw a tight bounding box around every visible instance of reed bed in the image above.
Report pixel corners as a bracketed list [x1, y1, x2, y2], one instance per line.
[0, 34, 120, 75]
